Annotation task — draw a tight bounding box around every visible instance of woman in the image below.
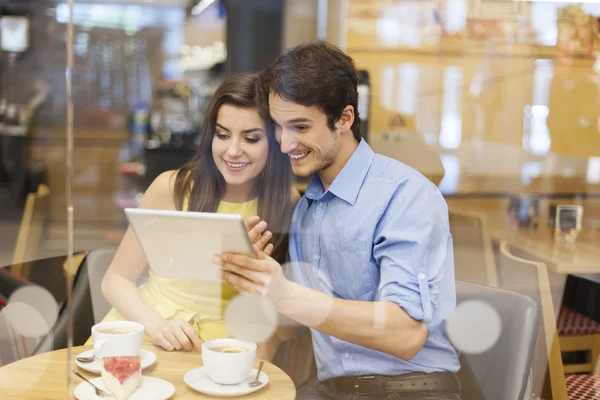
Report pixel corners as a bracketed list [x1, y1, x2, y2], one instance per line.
[99, 74, 298, 359]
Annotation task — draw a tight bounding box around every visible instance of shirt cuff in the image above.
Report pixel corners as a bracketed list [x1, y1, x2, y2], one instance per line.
[380, 276, 434, 327]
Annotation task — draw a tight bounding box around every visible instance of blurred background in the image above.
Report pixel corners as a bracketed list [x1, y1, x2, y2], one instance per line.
[1, 1, 600, 399]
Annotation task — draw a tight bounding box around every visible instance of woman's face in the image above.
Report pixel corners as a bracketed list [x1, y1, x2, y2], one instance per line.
[211, 104, 269, 194]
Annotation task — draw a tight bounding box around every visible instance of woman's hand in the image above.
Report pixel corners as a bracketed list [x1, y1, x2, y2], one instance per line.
[147, 318, 203, 352]
[246, 216, 274, 256]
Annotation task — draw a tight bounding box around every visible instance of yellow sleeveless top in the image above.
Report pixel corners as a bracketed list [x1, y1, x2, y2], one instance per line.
[96, 197, 258, 342]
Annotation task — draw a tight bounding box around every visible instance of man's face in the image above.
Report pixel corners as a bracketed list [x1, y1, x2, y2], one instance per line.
[269, 93, 340, 178]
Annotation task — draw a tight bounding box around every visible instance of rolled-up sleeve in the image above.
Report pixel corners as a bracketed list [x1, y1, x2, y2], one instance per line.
[374, 177, 452, 329]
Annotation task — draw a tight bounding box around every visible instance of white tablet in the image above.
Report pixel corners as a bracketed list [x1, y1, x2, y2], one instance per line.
[124, 208, 254, 281]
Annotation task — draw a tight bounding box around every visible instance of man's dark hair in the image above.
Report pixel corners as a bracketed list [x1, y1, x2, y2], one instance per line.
[261, 41, 362, 142]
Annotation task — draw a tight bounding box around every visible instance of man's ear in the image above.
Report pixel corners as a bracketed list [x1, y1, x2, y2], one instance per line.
[337, 105, 355, 134]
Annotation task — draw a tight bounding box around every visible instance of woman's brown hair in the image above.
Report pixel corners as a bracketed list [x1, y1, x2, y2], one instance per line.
[173, 74, 294, 264]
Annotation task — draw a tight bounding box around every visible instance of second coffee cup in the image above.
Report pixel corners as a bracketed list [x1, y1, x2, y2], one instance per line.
[202, 338, 257, 385]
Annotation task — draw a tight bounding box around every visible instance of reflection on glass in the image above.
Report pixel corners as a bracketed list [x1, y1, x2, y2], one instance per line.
[438, 154, 460, 194]
[443, 0, 467, 35]
[377, 1, 440, 47]
[523, 63, 553, 156]
[380, 65, 394, 110]
[587, 157, 600, 183]
[56, 2, 186, 79]
[396, 63, 418, 115]
[439, 66, 462, 150]
[521, 161, 542, 185]
[531, 2, 558, 46]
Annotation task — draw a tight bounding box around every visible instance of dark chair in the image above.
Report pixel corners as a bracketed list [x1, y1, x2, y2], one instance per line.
[34, 245, 151, 356]
[142, 145, 195, 189]
[0, 267, 29, 298]
[0, 267, 32, 366]
[32, 253, 95, 355]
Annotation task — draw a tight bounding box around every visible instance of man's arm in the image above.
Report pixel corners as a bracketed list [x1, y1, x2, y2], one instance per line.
[218, 176, 449, 360]
[217, 251, 428, 360]
[278, 282, 428, 360]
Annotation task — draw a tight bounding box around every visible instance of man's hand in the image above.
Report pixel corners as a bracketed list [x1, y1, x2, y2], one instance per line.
[214, 246, 289, 303]
[246, 216, 274, 256]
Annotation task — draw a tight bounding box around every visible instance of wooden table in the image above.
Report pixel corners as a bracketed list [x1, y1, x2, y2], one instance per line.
[447, 196, 600, 275]
[447, 196, 600, 316]
[0, 343, 296, 400]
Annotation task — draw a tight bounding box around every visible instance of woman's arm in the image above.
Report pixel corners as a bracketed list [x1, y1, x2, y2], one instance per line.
[101, 171, 202, 351]
[102, 170, 277, 352]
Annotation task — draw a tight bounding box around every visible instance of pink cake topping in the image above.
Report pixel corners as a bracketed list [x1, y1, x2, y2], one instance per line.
[102, 356, 141, 385]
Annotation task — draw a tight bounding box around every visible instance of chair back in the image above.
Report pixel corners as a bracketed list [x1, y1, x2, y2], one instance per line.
[33, 255, 95, 355]
[456, 280, 540, 400]
[11, 184, 50, 279]
[497, 241, 568, 400]
[86, 247, 149, 323]
[449, 209, 498, 287]
[33, 247, 149, 355]
[0, 268, 39, 366]
[86, 247, 118, 323]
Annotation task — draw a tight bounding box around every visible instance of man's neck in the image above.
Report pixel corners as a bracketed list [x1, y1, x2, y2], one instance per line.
[318, 139, 359, 192]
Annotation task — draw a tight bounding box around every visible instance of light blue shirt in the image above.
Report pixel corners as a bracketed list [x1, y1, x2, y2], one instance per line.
[288, 139, 460, 381]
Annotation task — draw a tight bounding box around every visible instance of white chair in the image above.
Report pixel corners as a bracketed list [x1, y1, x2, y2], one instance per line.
[497, 241, 568, 400]
[455, 280, 540, 400]
[449, 209, 498, 287]
[86, 247, 149, 323]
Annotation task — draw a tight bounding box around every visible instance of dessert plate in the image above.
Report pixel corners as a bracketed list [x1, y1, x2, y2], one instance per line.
[74, 376, 175, 400]
[75, 349, 156, 374]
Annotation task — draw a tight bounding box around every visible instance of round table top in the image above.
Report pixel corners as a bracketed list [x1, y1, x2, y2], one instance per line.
[0, 343, 296, 399]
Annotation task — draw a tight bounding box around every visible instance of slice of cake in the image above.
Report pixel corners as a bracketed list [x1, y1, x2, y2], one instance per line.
[101, 356, 142, 400]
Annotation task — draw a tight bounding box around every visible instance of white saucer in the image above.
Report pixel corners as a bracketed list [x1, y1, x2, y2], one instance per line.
[74, 376, 175, 400]
[184, 367, 269, 397]
[75, 349, 157, 374]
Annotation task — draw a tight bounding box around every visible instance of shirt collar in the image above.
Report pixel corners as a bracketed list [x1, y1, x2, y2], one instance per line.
[305, 139, 374, 206]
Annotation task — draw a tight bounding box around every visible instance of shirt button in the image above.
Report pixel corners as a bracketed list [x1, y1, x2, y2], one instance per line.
[313, 255, 319, 261]
[418, 273, 426, 280]
[342, 353, 350, 360]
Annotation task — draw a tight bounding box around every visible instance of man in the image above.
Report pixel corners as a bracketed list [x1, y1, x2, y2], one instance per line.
[215, 42, 462, 399]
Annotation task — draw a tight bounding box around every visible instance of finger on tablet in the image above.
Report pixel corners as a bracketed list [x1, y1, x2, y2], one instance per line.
[264, 243, 274, 256]
[248, 221, 268, 243]
[253, 244, 268, 260]
[247, 216, 260, 230]
[223, 271, 256, 294]
[256, 231, 272, 250]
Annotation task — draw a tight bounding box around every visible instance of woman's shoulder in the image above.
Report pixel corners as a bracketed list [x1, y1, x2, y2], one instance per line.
[152, 170, 179, 194]
[138, 170, 179, 210]
[157, 169, 179, 185]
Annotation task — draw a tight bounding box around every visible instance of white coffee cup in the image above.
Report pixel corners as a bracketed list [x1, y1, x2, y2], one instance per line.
[91, 321, 144, 358]
[202, 338, 257, 385]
